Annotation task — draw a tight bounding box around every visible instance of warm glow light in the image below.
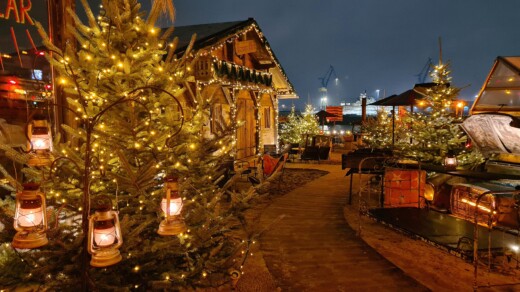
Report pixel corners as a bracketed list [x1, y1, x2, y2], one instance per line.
[461, 198, 494, 213]
[93, 219, 117, 247]
[17, 206, 43, 227]
[161, 197, 183, 216]
[93, 224, 117, 247]
[31, 133, 51, 150]
[445, 157, 457, 166]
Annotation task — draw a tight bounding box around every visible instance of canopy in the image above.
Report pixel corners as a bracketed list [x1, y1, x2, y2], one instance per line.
[370, 90, 425, 106]
[315, 110, 340, 120]
[370, 83, 444, 106]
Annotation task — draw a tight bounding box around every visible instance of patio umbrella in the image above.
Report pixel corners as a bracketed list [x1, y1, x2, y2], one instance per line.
[315, 110, 340, 130]
[371, 86, 432, 145]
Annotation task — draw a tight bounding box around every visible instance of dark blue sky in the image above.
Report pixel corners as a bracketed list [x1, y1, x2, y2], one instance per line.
[168, 0, 520, 110]
[4, 1, 517, 111]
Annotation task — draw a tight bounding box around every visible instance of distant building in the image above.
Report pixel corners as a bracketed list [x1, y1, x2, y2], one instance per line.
[341, 93, 384, 116]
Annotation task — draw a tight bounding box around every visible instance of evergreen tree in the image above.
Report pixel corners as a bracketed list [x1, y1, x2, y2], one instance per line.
[278, 105, 300, 144]
[362, 108, 396, 149]
[278, 104, 320, 145]
[299, 104, 321, 138]
[396, 61, 483, 167]
[0, 0, 257, 290]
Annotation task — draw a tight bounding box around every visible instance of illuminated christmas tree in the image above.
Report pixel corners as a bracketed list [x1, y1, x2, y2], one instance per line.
[279, 104, 320, 145]
[362, 108, 395, 149]
[0, 0, 257, 290]
[396, 61, 483, 167]
[299, 104, 321, 138]
[278, 105, 300, 144]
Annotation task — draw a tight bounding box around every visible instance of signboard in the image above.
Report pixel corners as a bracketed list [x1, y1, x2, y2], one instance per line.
[235, 40, 257, 55]
[0, 0, 48, 53]
[326, 106, 343, 122]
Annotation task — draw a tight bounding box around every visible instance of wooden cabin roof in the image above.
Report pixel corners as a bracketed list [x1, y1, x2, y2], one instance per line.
[166, 18, 297, 97]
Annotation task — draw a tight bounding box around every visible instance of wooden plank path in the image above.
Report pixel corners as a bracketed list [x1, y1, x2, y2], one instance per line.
[258, 163, 427, 291]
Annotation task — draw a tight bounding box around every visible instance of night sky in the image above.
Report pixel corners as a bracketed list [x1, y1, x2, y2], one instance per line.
[168, 0, 520, 111]
[3, 0, 520, 111]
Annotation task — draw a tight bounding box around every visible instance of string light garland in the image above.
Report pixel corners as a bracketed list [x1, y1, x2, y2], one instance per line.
[192, 21, 294, 93]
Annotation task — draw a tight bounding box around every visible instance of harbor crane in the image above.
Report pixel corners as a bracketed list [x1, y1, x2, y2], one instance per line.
[416, 58, 433, 84]
[318, 65, 338, 109]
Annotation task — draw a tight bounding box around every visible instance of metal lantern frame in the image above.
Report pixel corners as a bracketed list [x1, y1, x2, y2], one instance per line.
[87, 207, 123, 268]
[158, 177, 187, 236]
[12, 184, 49, 249]
[444, 150, 458, 171]
[27, 118, 53, 167]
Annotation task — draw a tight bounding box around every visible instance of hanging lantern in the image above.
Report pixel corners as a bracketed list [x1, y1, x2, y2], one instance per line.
[157, 176, 187, 236]
[27, 118, 53, 167]
[444, 150, 458, 171]
[88, 196, 123, 267]
[12, 183, 48, 249]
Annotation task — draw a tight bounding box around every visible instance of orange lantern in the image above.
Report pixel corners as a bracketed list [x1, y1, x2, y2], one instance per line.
[12, 183, 48, 249]
[27, 119, 53, 167]
[157, 176, 187, 236]
[88, 199, 123, 267]
[444, 150, 458, 171]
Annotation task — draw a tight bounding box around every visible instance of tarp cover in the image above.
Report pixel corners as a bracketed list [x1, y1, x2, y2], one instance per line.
[461, 113, 520, 155]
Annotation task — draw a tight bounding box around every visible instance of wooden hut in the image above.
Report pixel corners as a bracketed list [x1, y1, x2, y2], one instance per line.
[171, 18, 298, 159]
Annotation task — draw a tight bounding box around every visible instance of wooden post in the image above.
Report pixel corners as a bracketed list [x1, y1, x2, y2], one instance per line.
[391, 106, 395, 146]
[48, 1, 90, 291]
[359, 97, 367, 145]
[48, 0, 76, 139]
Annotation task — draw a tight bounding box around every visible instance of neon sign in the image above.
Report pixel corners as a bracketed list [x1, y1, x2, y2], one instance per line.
[0, 0, 34, 25]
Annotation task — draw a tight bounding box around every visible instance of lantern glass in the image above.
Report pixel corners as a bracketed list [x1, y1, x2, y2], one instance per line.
[444, 157, 458, 170]
[161, 197, 183, 216]
[31, 133, 51, 150]
[444, 150, 458, 170]
[17, 204, 44, 227]
[29, 119, 52, 152]
[93, 220, 117, 247]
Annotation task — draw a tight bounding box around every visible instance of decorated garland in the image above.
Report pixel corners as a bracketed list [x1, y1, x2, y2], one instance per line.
[213, 60, 272, 86]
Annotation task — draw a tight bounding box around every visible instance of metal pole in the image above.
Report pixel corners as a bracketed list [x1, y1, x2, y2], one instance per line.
[81, 122, 92, 292]
[392, 106, 395, 146]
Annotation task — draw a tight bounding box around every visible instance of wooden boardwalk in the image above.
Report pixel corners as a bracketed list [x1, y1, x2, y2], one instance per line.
[258, 163, 427, 291]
